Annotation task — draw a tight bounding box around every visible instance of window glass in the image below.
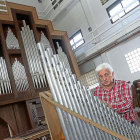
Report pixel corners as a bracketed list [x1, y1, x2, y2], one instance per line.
[107, 0, 140, 23]
[51, 0, 64, 10]
[73, 33, 83, 43]
[125, 48, 140, 73]
[78, 70, 99, 89]
[76, 40, 84, 48]
[122, 0, 139, 13]
[70, 40, 74, 46]
[109, 4, 125, 22]
[70, 30, 84, 50]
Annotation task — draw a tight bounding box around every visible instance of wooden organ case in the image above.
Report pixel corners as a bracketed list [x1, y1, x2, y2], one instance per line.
[0, 2, 80, 140]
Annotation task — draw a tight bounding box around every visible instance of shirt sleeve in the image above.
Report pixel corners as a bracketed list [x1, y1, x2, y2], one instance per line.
[111, 82, 133, 114]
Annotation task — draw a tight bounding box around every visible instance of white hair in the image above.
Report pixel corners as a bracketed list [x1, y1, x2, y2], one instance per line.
[95, 63, 114, 74]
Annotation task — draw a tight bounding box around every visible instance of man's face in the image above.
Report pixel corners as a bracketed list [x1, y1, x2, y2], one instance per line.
[98, 69, 114, 86]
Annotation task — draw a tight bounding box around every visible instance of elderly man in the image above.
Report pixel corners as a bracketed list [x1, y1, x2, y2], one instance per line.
[93, 63, 139, 126]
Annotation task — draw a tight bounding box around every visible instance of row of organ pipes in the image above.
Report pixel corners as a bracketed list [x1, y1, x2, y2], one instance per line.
[12, 58, 29, 91]
[38, 42, 140, 140]
[1, 20, 70, 94]
[20, 20, 47, 89]
[0, 57, 12, 94]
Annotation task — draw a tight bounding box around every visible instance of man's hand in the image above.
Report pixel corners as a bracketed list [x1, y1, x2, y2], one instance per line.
[101, 100, 112, 109]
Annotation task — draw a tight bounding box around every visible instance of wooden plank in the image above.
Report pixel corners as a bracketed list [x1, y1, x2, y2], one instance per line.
[1, 20, 14, 25]
[35, 87, 49, 93]
[40, 92, 62, 140]
[7, 49, 21, 54]
[51, 35, 62, 40]
[40, 92, 131, 140]
[51, 31, 65, 36]
[0, 1, 5, 5]
[24, 130, 49, 140]
[0, 6, 6, 10]
[0, 94, 14, 102]
[4, 130, 49, 140]
[12, 102, 31, 133]
[0, 104, 19, 135]
[0, 94, 39, 106]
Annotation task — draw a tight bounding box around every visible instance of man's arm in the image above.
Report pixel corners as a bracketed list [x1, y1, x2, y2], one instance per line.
[111, 82, 132, 113]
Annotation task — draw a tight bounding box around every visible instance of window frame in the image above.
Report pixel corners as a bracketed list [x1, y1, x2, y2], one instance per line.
[69, 30, 85, 50]
[106, 0, 140, 23]
[51, 0, 64, 10]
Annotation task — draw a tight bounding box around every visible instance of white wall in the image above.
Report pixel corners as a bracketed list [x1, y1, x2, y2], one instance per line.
[52, 0, 94, 37]
[85, 0, 109, 27]
[79, 60, 95, 75]
[106, 33, 140, 83]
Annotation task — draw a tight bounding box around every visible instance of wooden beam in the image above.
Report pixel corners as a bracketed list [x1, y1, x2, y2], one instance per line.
[40, 91, 63, 140]
[40, 91, 131, 140]
[4, 130, 49, 140]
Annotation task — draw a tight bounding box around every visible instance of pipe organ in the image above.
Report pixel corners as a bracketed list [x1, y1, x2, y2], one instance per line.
[39, 43, 140, 140]
[0, 2, 79, 140]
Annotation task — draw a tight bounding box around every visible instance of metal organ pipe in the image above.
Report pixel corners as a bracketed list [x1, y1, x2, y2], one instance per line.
[20, 20, 47, 89]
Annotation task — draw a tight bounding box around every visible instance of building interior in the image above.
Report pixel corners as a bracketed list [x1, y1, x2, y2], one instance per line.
[0, 0, 140, 139]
